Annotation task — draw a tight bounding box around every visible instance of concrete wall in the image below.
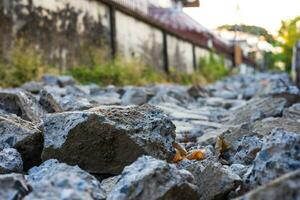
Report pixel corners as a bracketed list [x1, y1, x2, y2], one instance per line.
[0, 0, 236, 73]
[167, 35, 194, 74]
[0, 0, 111, 70]
[115, 11, 164, 71]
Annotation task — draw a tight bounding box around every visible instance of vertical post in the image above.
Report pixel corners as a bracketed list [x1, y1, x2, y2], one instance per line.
[162, 30, 169, 74]
[292, 40, 300, 87]
[109, 5, 116, 59]
[192, 44, 197, 71]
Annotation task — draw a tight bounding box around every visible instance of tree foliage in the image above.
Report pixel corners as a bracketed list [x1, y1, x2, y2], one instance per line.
[278, 16, 300, 72]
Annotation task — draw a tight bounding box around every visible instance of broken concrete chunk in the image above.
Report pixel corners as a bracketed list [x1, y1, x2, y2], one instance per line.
[107, 156, 199, 200]
[27, 159, 106, 200]
[0, 90, 45, 122]
[42, 104, 176, 174]
[0, 173, 30, 200]
[0, 114, 43, 171]
[226, 97, 286, 125]
[236, 170, 300, 200]
[244, 128, 300, 189]
[0, 148, 23, 174]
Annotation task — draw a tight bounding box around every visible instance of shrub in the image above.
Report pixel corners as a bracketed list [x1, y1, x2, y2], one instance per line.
[0, 40, 57, 87]
[197, 53, 230, 82]
[69, 58, 167, 86]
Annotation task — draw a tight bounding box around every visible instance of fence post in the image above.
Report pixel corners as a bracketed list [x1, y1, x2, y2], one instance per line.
[162, 30, 169, 74]
[192, 44, 197, 71]
[292, 40, 300, 87]
[109, 5, 117, 59]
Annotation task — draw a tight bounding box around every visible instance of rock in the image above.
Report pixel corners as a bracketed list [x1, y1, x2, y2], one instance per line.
[42, 104, 176, 174]
[244, 128, 300, 189]
[42, 75, 59, 85]
[26, 159, 106, 200]
[251, 117, 300, 136]
[0, 90, 45, 122]
[188, 84, 210, 99]
[0, 114, 43, 171]
[226, 97, 286, 125]
[57, 76, 76, 87]
[0, 173, 30, 200]
[101, 176, 120, 194]
[230, 164, 249, 177]
[236, 169, 300, 200]
[195, 162, 242, 200]
[0, 148, 23, 174]
[283, 103, 300, 120]
[121, 87, 149, 105]
[21, 82, 43, 94]
[39, 89, 63, 113]
[258, 78, 300, 106]
[229, 135, 263, 165]
[107, 156, 199, 200]
[39, 86, 92, 112]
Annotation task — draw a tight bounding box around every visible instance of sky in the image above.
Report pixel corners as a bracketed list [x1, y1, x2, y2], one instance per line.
[184, 0, 300, 34]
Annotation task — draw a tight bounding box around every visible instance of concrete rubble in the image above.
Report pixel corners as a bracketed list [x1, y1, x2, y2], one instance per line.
[0, 72, 300, 199]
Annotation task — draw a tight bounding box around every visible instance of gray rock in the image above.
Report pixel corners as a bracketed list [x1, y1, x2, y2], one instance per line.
[42, 104, 176, 174]
[226, 97, 286, 125]
[39, 89, 63, 113]
[229, 136, 263, 165]
[107, 156, 199, 200]
[0, 90, 45, 122]
[258, 78, 300, 106]
[26, 159, 106, 200]
[230, 164, 249, 177]
[57, 76, 76, 87]
[244, 128, 300, 188]
[195, 162, 242, 200]
[39, 86, 92, 112]
[21, 82, 43, 94]
[188, 84, 210, 99]
[121, 87, 149, 105]
[251, 117, 300, 136]
[0, 173, 30, 200]
[236, 169, 300, 200]
[0, 114, 43, 171]
[101, 176, 120, 195]
[283, 103, 300, 120]
[42, 75, 59, 85]
[0, 148, 23, 174]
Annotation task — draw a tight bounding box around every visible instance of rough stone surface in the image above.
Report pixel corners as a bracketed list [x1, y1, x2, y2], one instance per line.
[0, 148, 23, 174]
[0, 90, 45, 122]
[121, 87, 149, 105]
[21, 82, 43, 94]
[226, 97, 286, 125]
[283, 103, 300, 120]
[26, 159, 106, 200]
[194, 161, 242, 200]
[107, 156, 199, 200]
[244, 128, 300, 188]
[0, 173, 30, 200]
[0, 114, 43, 171]
[236, 170, 300, 200]
[42, 104, 176, 174]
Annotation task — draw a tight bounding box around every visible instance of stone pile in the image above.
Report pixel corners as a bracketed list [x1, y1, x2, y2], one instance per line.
[0, 73, 300, 200]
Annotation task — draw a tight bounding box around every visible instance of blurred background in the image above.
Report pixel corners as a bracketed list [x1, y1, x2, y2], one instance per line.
[0, 0, 299, 87]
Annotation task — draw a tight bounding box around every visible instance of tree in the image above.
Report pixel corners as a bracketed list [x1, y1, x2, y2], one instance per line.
[278, 16, 300, 72]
